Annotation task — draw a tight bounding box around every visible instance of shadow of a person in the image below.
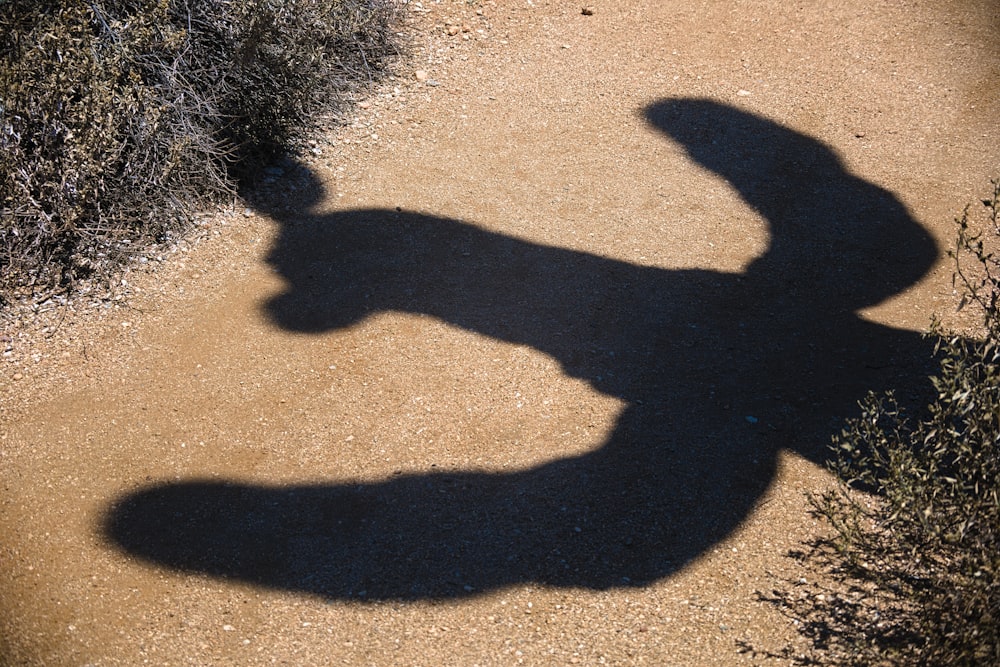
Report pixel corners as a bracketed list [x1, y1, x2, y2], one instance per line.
[103, 99, 939, 600]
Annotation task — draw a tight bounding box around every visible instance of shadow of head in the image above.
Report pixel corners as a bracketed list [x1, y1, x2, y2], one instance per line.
[646, 98, 936, 309]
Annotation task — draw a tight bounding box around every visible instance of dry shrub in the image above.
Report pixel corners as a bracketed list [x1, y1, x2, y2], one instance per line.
[0, 0, 401, 303]
[752, 181, 1000, 666]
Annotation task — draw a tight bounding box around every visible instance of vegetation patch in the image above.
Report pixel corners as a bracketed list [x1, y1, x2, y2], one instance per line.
[750, 181, 1000, 666]
[0, 0, 401, 305]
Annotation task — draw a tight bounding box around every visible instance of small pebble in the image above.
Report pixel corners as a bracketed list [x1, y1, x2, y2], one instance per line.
[414, 70, 429, 82]
[582, 6, 594, 14]
[12, 373, 23, 381]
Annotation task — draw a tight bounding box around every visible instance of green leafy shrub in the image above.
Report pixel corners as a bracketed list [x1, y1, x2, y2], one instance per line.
[756, 181, 1000, 666]
[0, 0, 401, 303]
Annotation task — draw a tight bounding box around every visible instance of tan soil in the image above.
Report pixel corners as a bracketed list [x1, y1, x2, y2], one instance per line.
[2, 1, 999, 665]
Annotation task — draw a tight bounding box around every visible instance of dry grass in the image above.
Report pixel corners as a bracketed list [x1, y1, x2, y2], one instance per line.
[0, 0, 402, 305]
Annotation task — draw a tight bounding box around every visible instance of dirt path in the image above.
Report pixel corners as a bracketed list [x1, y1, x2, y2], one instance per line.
[2, 1, 999, 665]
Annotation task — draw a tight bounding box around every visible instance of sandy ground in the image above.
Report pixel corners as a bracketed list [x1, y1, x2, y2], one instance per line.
[2, 1, 999, 665]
